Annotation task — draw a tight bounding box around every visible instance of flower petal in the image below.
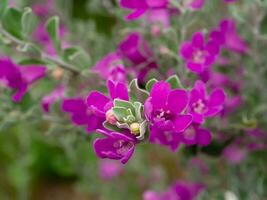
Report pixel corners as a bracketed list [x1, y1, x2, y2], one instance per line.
[174, 115, 192, 132]
[167, 89, 188, 113]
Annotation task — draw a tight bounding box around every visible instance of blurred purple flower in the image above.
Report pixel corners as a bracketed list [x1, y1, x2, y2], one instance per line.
[223, 144, 246, 165]
[144, 81, 192, 151]
[181, 123, 212, 146]
[120, 0, 169, 20]
[62, 97, 103, 132]
[99, 160, 123, 180]
[180, 32, 220, 73]
[32, 0, 53, 17]
[94, 129, 137, 164]
[42, 85, 65, 112]
[143, 180, 205, 200]
[92, 52, 126, 83]
[0, 58, 46, 102]
[118, 32, 158, 82]
[189, 80, 225, 124]
[224, 0, 238, 2]
[210, 19, 248, 54]
[186, 0, 206, 10]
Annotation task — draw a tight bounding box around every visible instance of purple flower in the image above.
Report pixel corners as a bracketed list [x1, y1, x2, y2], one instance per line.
[181, 123, 212, 146]
[62, 98, 102, 132]
[209, 19, 248, 54]
[42, 85, 65, 112]
[120, 0, 169, 21]
[94, 129, 137, 164]
[0, 58, 46, 102]
[87, 80, 129, 127]
[99, 160, 123, 180]
[180, 32, 220, 73]
[118, 32, 157, 82]
[144, 81, 192, 151]
[186, 0, 206, 10]
[32, 0, 53, 17]
[224, 0, 238, 2]
[143, 181, 204, 200]
[189, 80, 225, 124]
[223, 144, 246, 165]
[92, 52, 126, 83]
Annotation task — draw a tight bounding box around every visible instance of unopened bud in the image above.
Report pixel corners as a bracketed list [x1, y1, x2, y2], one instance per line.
[52, 67, 64, 80]
[130, 123, 140, 135]
[106, 109, 117, 125]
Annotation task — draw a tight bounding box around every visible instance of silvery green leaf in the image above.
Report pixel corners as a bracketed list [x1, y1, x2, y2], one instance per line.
[166, 75, 183, 89]
[103, 121, 121, 132]
[145, 78, 158, 92]
[46, 16, 61, 54]
[113, 107, 129, 122]
[2, 8, 23, 40]
[129, 79, 149, 103]
[21, 7, 38, 36]
[136, 120, 147, 141]
[116, 122, 130, 129]
[114, 99, 135, 115]
[134, 102, 143, 122]
[0, 0, 8, 19]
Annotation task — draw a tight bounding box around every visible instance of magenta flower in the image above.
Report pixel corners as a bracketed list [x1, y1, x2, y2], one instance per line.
[209, 19, 248, 54]
[223, 143, 246, 165]
[62, 97, 102, 132]
[120, 0, 169, 20]
[143, 181, 204, 200]
[87, 80, 129, 126]
[224, 0, 238, 2]
[32, 0, 53, 17]
[180, 32, 220, 73]
[118, 32, 157, 82]
[42, 85, 65, 112]
[99, 160, 123, 180]
[189, 80, 225, 124]
[94, 129, 137, 164]
[186, 0, 206, 10]
[0, 58, 46, 102]
[144, 81, 192, 151]
[181, 123, 212, 146]
[92, 52, 126, 83]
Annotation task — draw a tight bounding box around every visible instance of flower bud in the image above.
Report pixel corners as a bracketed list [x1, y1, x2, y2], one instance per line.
[106, 109, 117, 125]
[52, 67, 64, 80]
[130, 123, 140, 135]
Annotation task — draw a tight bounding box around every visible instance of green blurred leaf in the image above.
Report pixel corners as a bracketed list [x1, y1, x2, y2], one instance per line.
[166, 75, 183, 89]
[21, 7, 38, 36]
[260, 14, 267, 35]
[145, 78, 158, 92]
[46, 16, 61, 54]
[2, 7, 23, 40]
[114, 99, 135, 115]
[0, 0, 8, 19]
[17, 43, 41, 57]
[129, 79, 149, 103]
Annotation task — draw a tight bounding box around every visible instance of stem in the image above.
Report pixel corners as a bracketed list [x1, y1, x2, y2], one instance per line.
[0, 27, 80, 74]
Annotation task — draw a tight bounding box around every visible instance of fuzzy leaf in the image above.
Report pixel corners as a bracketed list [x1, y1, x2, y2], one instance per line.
[21, 7, 38, 36]
[0, 0, 8, 19]
[2, 8, 23, 40]
[166, 75, 183, 89]
[46, 16, 61, 54]
[129, 79, 149, 103]
[146, 78, 158, 92]
[103, 121, 121, 132]
[114, 99, 135, 115]
[134, 102, 143, 122]
[113, 107, 129, 122]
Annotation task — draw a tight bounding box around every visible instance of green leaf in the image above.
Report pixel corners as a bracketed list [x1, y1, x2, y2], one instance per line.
[260, 14, 267, 35]
[114, 99, 135, 115]
[0, 0, 8, 19]
[103, 121, 121, 132]
[113, 107, 129, 122]
[145, 78, 158, 92]
[2, 8, 23, 40]
[166, 75, 183, 89]
[46, 16, 61, 54]
[65, 48, 90, 70]
[18, 58, 49, 65]
[137, 120, 147, 140]
[134, 102, 143, 122]
[129, 79, 149, 103]
[21, 7, 38, 36]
